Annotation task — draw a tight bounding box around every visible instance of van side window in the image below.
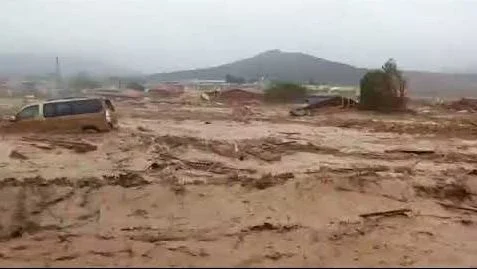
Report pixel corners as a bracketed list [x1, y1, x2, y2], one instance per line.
[72, 99, 102, 114]
[43, 99, 103, 118]
[43, 102, 73, 117]
[55, 102, 73, 117]
[43, 103, 56, 118]
[17, 105, 40, 120]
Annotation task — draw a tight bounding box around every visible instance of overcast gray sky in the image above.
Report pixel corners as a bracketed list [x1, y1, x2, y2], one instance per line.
[1, 0, 477, 73]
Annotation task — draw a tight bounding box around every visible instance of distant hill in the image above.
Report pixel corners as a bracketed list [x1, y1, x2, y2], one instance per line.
[149, 50, 367, 85]
[149, 50, 477, 98]
[0, 54, 140, 77]
[403, 71, 477, 98]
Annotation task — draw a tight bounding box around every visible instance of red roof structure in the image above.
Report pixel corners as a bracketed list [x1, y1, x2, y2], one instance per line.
[218, 88, 263, 104]
[149, 84, 185, 98]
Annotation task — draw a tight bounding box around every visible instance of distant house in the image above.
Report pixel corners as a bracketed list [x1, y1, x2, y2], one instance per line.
[0, 80, 11, 97]
[175, 79, 229, 91]
[217, 88, 264, 104]
[329, 86, 359, 98]
[290, 95, 358, 116]
[186, 79, 227, 85]
[148, 84, 185, 98]
[18, 81, 38, 96]
[84, 88, 144, 100]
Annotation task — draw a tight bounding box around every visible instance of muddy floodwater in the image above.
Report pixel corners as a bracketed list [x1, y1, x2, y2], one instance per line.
[1, 99, 477, 267]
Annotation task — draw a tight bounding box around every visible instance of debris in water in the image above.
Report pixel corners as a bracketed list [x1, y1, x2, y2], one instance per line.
[137, 126, 152, 132]
[359, 208, 412, 218]
[385, 148, 435, 155]
[243, 172, 295, 190]
[9, 150, 28, 160]
[436, 202, 477, 214]
[22, 137, 97, 153]
[28, 143, 54, 150]
[103, 172, 150, 188]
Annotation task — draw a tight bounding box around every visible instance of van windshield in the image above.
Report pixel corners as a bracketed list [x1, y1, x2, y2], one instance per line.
[17, 105, 40, 120]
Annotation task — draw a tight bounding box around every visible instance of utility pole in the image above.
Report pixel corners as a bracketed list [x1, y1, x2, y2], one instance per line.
[55, 56, 63, 89]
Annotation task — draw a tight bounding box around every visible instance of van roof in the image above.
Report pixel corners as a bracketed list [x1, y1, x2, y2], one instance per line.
[19, 97, 109, 109]
[45, 97, 102, 103]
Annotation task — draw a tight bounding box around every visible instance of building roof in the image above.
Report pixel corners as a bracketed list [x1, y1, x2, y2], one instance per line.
[223, 87, 263, 94]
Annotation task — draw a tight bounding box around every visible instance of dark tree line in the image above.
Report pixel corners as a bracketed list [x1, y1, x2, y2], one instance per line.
[225, 74, 246, 84]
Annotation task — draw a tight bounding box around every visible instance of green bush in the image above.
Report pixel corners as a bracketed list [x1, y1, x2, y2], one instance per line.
[359, 59, 407, 112]
[264, 82, 308, 103]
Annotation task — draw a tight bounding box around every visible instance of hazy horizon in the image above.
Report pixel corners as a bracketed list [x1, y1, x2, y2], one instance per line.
[2, 0, 477, 74]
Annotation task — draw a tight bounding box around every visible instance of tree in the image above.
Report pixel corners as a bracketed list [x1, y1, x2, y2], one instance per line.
[225, 74, 246, 84]
[359, 59, 408, 111]
[68, 72, 101, 90]
[264, 82, 307, 103]
[382, 58, 406, 99]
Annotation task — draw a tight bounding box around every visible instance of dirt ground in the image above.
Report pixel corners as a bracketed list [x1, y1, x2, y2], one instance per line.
[2, 98, 477, 267]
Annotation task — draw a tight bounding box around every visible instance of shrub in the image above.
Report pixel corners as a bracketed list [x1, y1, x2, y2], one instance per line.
[264, 82, 307, 103]
[225, 74, 246, 84]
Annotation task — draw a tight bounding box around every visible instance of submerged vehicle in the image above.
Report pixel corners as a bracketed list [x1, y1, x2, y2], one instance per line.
[3, 97, 118, 132]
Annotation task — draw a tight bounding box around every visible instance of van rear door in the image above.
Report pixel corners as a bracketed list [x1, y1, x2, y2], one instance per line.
[103, 99, 118, 126]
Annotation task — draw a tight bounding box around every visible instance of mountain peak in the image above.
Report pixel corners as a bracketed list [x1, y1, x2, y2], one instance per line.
[257, 49, 283, 56]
